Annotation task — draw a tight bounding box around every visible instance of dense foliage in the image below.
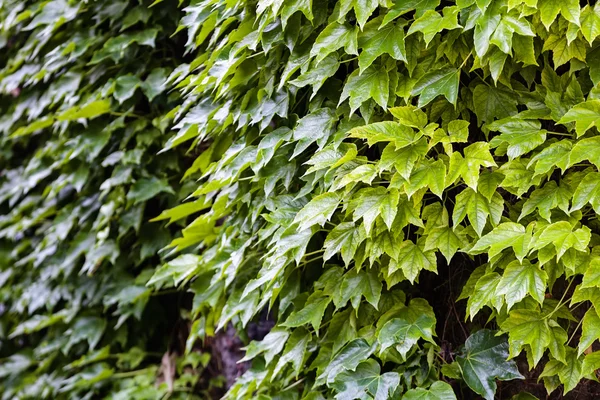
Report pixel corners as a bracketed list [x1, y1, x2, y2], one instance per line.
[5, 0, 600, 399]
[0, 0, 219, 398]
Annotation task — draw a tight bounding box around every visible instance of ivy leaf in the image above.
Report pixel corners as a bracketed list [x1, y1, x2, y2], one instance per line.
[57, 100, 112, 121]
[381, 0, 441, 27]
[453, 188, 503, 237]
[519, 181, 571, 222]
[349, 121, 422, 148]
[500, 310, 567, 367]
[336, 269, 382, 309]
[456, 330, 523, 400]
[407, 7, 462, 46]
[330, 359, 400, 400]
[578, 308, 600, 356]
[489, 117, 547, 159]
[424, 225, 461, 263]
[378, 298, 436, 358]
[411, 67, 460, 107]
[581, 5, 600, 45]
[532, 221, 591, 260]
[466, 272, 503, 319]
[570, 172, 600, 214]
[358, 21, 407, 73]
[127, 177, 174, 204]
[338, 0, 379, 29]
[311, 22, 358, 63]
[389, 240, 437, 283]
[272, 328, 310, 378]
[471, 84, 518, 127]
[291, 108, 337, 159]
[539, 0, 580, 29]
[340, 65, 390, 112]
[379, 138, 428, 180]
[114, 74, 141, 103]
[320, 339, 376, 384]
[290, 55, 340, 97]
[294, 192, 341, 231]
[349, 187, 399, 234]
[582, 257, 600, 288]
[282, 292, 331, 332]
[470, 222, 532, 262]
[569, 136, 600, 169]
[241, 328, 289, 364]
[404, 159, 447, 199]
[558, 100, 600, 137]
[403, 381, 457, 400]
[323, 222, 367, 266]
[539, 348, 583, 394]
[446, 142, 497, 191]
[497, 260, 548, 309]
[527, 140, 572, 176]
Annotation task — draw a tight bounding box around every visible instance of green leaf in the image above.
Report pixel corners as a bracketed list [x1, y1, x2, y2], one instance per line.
[411, 67, 460, 107]
[446, 142, 496, 190]
[381, 0, 440, 27]
[527, 140, 572, 176]
[389, 240, 437, 283]
[457, 330, 524, 400]
[569, 136, 600, 169]
[340, 65, 390, 112]
[272, 328, 310, 378]
[532, 221, 591, 260]
[466, 272, 503, 319]
[403, 381, 457, 400]
[378, 298, 436, 358]
[407, 7, 462, 46]
[114, 74, 141, 103]
[404, 159, 447, 199]
[323, 222, 367, 266]
[127, 177, 174, 204]
[282, 292, 331, 332]
[294, 192, 342, 231]
[424, 225, 461, 263]
[311, 22, 358, 63]
[539, 0, 580, 28]
[241, 328, 289, 364]
[539, 348, 583, 394]
[497, 260, 548, 309]
[559, 100, 600, 137]
[291, 108, 337, 159]
[470, 222, 532, 262]
[358, 21, 406, 73]
[570, 172, 600, 214]
[453, 188, 503, 237]
[581, 5, 600, 45]
[500, 309, 567, 367]
[489, 117, 547, 159]
[320, 339, 376, 384]
[57, 100, 112, 121]
[379, 138, 428, 180]
[519, 181, 571, 222]
[349, 187, 400, 234]
[338, 0, 379, 29]
[331, 359, 401, 400]
[349, 121, 422, 148]
[579, 308, 600, 357]
[335, 268, 382, 309]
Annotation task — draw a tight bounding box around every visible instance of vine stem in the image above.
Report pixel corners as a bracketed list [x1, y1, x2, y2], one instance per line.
[568, 316, 585, 346]
[545, 278, 574, 320]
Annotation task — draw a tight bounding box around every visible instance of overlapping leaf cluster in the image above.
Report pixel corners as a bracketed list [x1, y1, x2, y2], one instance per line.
[0, 1, 217, 399]
[155, 0, 600, 398]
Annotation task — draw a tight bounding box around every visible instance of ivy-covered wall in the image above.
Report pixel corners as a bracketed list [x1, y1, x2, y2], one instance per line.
[4, 0, 600, 399]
